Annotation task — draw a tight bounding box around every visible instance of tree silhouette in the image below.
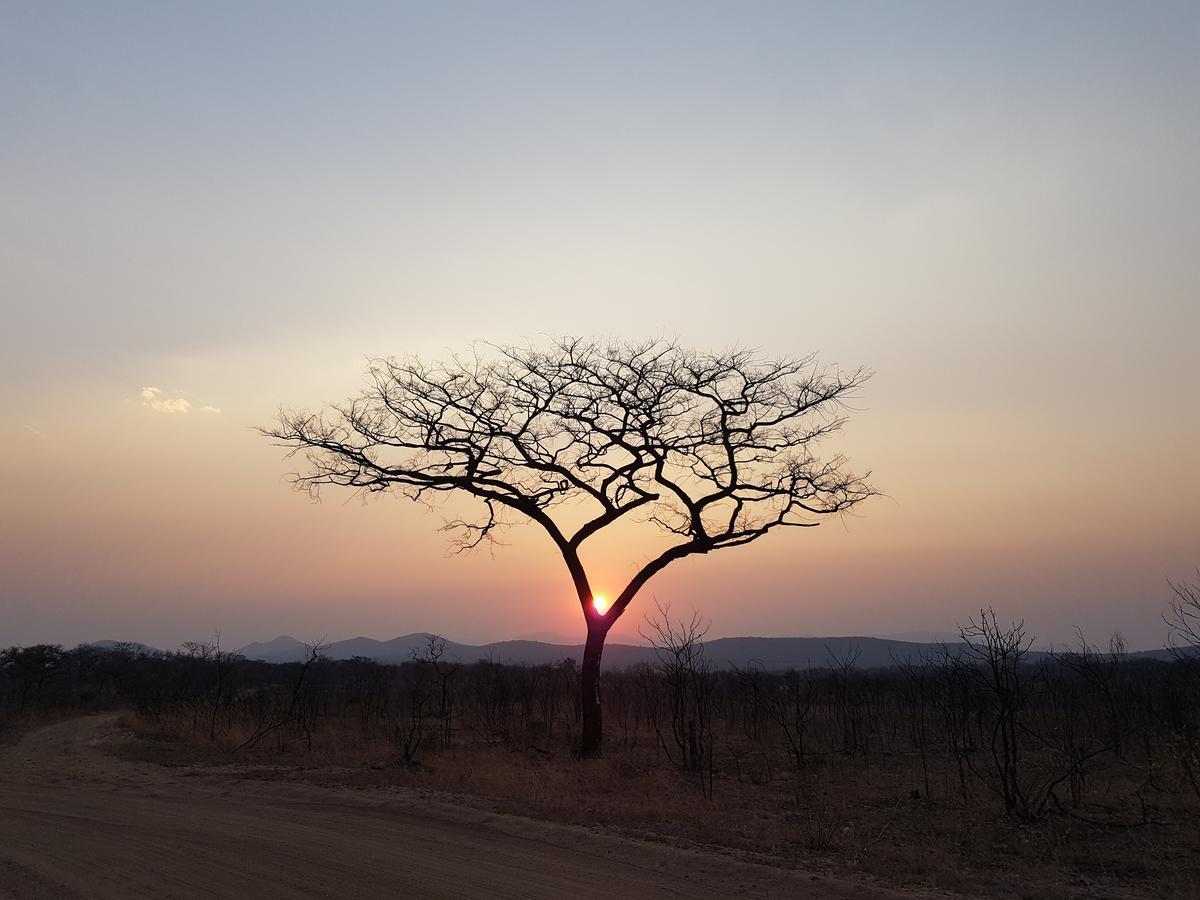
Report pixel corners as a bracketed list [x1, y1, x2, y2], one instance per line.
[263, 337, 873, 756]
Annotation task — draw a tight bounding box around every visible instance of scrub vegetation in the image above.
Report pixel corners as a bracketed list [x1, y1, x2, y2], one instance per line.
[5, 587, 1200, 899]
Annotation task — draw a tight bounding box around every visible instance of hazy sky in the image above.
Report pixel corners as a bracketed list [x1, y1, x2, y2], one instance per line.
[2, 2, 1197, 651]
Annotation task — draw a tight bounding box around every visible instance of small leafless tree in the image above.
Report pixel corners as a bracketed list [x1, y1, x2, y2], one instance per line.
[414, 634, 458, 746]
[959, 609, 1034, 816]
[643, 600, 714, 792]
[931, 644, 979, 801]
[826, 642, 862, 755]
[1162, 571, 1200, 800]
[393, 640, 445, 764]
[956, 609, 1110, 820]
[895, 653, 933, 799]
[1165, 570, 1200, 658]
[183, 631, 240, 741]
[263, 338, 873, 756]
[757, 664, 816, 775]
[1057, 628, 1128, 760]
[180, 640, 213, 660]
[235, 639, 328, 751]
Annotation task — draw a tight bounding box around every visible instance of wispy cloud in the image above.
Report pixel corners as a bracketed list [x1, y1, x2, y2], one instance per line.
[141, 386, 191, 413]
[140, 386, 221, 415]
[24, 424, 48, 440]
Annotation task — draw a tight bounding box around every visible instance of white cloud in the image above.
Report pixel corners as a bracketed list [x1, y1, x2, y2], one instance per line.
[139, 386, 222, 415]
[140, 386, 192, 414]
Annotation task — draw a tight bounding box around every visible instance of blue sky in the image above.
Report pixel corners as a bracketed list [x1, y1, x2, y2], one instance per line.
[1, 2, 1197, 648]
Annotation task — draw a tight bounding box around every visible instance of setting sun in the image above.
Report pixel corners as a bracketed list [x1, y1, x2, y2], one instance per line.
[592, 595, 609, 615]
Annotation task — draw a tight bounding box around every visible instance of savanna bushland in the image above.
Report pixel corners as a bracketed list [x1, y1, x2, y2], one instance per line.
[5, 583, 1200, 899]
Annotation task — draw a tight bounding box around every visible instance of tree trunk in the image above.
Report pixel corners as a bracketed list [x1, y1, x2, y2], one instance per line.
[580, 621, 608, 758]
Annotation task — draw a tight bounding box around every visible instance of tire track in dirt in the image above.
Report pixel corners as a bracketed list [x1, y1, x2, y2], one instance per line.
[0, 715, 933, 899]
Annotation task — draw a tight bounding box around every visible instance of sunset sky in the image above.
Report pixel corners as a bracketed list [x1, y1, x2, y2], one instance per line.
[2, 2, 1197, 651]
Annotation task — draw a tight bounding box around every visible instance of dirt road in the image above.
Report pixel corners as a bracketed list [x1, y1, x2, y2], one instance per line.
[0, 715, 926, 899]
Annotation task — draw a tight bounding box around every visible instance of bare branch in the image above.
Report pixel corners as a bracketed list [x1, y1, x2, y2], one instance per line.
[263, 338, 874, 625]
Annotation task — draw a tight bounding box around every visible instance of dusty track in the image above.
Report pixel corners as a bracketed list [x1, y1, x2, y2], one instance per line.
[0, 715, 929, 899]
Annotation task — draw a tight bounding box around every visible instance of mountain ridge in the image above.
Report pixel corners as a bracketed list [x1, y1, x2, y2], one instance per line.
[234, 633, 1177, 669]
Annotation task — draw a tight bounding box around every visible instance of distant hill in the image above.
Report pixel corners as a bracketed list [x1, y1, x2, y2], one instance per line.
[61, 634, 1176, 670]
[236, 633, 1178, 670]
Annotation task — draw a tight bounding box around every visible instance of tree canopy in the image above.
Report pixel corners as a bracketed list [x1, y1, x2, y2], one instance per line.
[265, 338, 873, 627]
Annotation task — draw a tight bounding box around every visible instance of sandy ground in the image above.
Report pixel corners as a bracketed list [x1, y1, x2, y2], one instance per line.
[0, 715, 935, 899]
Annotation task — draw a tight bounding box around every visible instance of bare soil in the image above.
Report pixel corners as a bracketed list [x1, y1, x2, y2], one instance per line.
[115, 712, 1199, 900]
[0, 714, 930, 899]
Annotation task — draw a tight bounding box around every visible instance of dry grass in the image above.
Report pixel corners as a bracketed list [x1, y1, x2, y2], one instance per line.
[116, 710, 1200, 900]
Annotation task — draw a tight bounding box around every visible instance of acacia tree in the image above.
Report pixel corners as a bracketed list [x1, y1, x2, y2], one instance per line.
[263, 338, 872, 757]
